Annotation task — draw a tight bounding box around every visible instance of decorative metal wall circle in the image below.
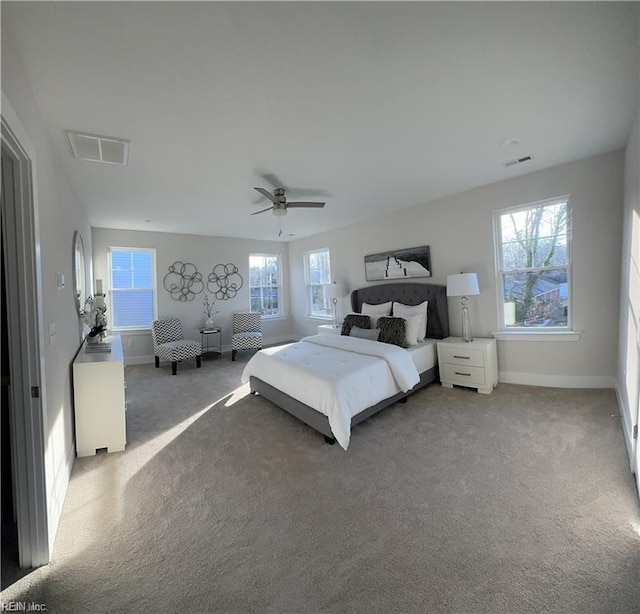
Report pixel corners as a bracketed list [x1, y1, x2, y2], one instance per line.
[207, 263, 243, 300]
[163, 261, 204, 302]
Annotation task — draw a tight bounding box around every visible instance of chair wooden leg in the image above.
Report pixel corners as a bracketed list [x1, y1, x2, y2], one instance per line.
[232, 349, 237, 361]
[196, 355, 202, 368]
[171, 361, 177, 376]
[155, 356, 159, 368]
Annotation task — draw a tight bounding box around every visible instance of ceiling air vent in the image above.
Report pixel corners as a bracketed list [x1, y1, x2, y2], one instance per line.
[65, 130, 130, 165]
[501, 155, 533, 168]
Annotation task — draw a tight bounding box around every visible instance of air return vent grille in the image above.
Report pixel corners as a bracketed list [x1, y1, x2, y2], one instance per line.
[501, 155, 533, 168]
[65, 130, 130, 165]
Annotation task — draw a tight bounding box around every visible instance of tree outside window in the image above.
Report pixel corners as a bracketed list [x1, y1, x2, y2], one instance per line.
[249, 254, 282, 316]
[305, 249, 331, 318]
[496, 198, 571, 329]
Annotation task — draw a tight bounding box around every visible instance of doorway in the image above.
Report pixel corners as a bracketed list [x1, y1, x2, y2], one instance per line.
[1, 205, 21, 587]
[1, 96, 50, 573]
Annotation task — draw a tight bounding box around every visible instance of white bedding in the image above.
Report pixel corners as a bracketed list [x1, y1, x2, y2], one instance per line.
[406, 338, 438, 373]
[241, 334, 423, 450]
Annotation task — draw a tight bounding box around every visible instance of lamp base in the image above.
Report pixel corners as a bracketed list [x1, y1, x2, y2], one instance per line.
[461, 298, 473, 343]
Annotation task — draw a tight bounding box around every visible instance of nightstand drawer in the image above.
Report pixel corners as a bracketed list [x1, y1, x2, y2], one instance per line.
[439, 346, 485, 368]
[440, 363, 486, 385]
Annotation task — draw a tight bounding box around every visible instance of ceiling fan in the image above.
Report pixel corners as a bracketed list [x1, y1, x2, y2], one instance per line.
[252, 187, 325, 216]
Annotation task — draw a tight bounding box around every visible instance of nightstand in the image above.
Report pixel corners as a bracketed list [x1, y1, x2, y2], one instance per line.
[317, 324, 342, 335]
[436, 337, 498, 394]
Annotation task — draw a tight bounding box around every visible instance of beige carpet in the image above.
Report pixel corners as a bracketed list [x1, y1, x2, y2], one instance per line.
[2, 351, 639, 613]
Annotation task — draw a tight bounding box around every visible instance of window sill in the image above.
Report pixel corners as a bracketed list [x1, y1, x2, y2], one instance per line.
[491, 330, 582, 342]
[260, 315, 289, 322]
[304, 315, 334, 322]
[110, 328, 151, 335]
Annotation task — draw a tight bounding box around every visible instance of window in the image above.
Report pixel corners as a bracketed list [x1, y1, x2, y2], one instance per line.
[108, 248, 157, 330]
[495, 197, 571, 330]
[249, 253, 282, 317]
[305, 249, 332, 318]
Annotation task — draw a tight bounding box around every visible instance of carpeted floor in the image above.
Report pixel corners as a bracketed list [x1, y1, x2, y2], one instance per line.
[1, 351, 639, 613]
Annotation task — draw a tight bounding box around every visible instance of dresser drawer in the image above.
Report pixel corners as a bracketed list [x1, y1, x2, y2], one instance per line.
[440, 362, 486, 386]
[440, 346, 485, 368]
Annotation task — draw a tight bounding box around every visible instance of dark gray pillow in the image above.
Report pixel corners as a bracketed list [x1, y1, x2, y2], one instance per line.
[341, 314, 371, 336]
[349, 326, 381, 341]
[377, 316, 408, 348]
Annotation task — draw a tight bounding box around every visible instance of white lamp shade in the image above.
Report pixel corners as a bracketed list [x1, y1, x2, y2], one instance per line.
[447, 273, 480, 297]
[327, 280, 347, 299]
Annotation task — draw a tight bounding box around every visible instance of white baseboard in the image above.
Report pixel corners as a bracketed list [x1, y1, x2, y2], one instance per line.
[124, 354, 155, 365]
[124, 335, 297, 367]
[499, 372, 616, 389]
[48, 440, 76, 554]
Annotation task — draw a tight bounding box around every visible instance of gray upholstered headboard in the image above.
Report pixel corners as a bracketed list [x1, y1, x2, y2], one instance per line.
[350, 283, 450, 340]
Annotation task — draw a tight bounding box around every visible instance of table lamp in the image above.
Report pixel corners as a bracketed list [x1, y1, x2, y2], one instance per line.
[446, 273, 480, 342]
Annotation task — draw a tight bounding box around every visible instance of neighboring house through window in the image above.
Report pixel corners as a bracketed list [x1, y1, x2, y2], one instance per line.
[249, 253, 282, 317]
[494, 196, 571, 330]
[108, 247, 157, 330]
[305, 248, 332, 318]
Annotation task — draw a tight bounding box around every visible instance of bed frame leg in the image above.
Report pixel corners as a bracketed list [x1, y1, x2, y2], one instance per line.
[399, 396, 408, 404]
[324, 435, 336, 445]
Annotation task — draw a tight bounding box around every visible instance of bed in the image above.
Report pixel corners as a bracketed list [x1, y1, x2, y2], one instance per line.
[242, 283, 450, 449]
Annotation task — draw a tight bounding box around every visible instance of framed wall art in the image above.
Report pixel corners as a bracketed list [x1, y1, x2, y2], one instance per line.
[364, 245, 432, 281]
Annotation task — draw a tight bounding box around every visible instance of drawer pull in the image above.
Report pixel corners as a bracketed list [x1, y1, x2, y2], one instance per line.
[453, 355, 471, 359]
[455, 371, 471, 376]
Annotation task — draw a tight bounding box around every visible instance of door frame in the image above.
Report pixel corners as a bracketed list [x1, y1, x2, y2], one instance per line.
[1, 92, 50, 567]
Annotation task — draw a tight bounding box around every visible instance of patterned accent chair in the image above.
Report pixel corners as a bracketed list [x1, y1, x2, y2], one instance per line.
[231, 312, 262, 361]
[151, 318, 202, 375]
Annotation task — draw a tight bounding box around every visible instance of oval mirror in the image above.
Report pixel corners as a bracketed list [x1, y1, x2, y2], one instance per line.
[72, 230, 86, 315]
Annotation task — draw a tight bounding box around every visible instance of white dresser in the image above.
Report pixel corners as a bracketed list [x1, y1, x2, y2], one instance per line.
[437, 337, 498, 395]
[73, 335, 126, 457]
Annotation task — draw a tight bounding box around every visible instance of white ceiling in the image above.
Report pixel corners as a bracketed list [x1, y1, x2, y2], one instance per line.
[3, 2, 638, 241]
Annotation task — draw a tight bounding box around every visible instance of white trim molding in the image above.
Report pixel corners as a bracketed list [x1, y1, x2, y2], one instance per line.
[499, 372, 616, 389]
[492, 330, 582, 342]
[1, 91, 51, 566]
[615, 385, 637, 474]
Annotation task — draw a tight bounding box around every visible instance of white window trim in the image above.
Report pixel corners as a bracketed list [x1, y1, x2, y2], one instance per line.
[491, 330, 581, 342]
[108, 246, 158, 332]
[249, 252, 284, 318]
[304, 247, 332, 320]
[493, 195, 573, 333]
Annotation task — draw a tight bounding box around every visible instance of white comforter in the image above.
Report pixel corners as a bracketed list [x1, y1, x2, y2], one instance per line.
[241, 334, 420, 450]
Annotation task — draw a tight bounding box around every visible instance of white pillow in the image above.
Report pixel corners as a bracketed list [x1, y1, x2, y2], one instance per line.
[402, 315, 422, 346]
[361, 301, 392, 328]
[393, 300, 428, 340]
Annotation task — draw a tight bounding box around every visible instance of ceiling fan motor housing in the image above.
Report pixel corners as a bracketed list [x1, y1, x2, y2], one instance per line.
[273, 188, 286, 203]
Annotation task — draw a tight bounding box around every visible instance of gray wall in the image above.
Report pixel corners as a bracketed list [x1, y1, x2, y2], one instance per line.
[288, 151, 624, 388]
[92, 228, 291, 362]
[2, 31, 92, 554]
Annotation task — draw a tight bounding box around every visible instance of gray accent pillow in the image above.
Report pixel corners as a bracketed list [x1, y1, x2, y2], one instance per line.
[341, 314, 371, 336]
[349, 326, 381, 341]
[377, 316, 408, 348]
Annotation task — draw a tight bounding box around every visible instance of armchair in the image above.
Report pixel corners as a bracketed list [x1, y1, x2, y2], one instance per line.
[151, 318, 202, 375]
[231, 312, 262, 361]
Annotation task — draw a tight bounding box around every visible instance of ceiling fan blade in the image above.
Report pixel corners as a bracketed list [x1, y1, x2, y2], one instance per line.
[254, 187, 278, 204]
[260, 173, 285, 189]
[251, 206, 274, 215]
[286, 202, 326, 208]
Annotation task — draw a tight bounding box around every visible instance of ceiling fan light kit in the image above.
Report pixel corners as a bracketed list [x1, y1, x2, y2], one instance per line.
[252, 186, 325, 216]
